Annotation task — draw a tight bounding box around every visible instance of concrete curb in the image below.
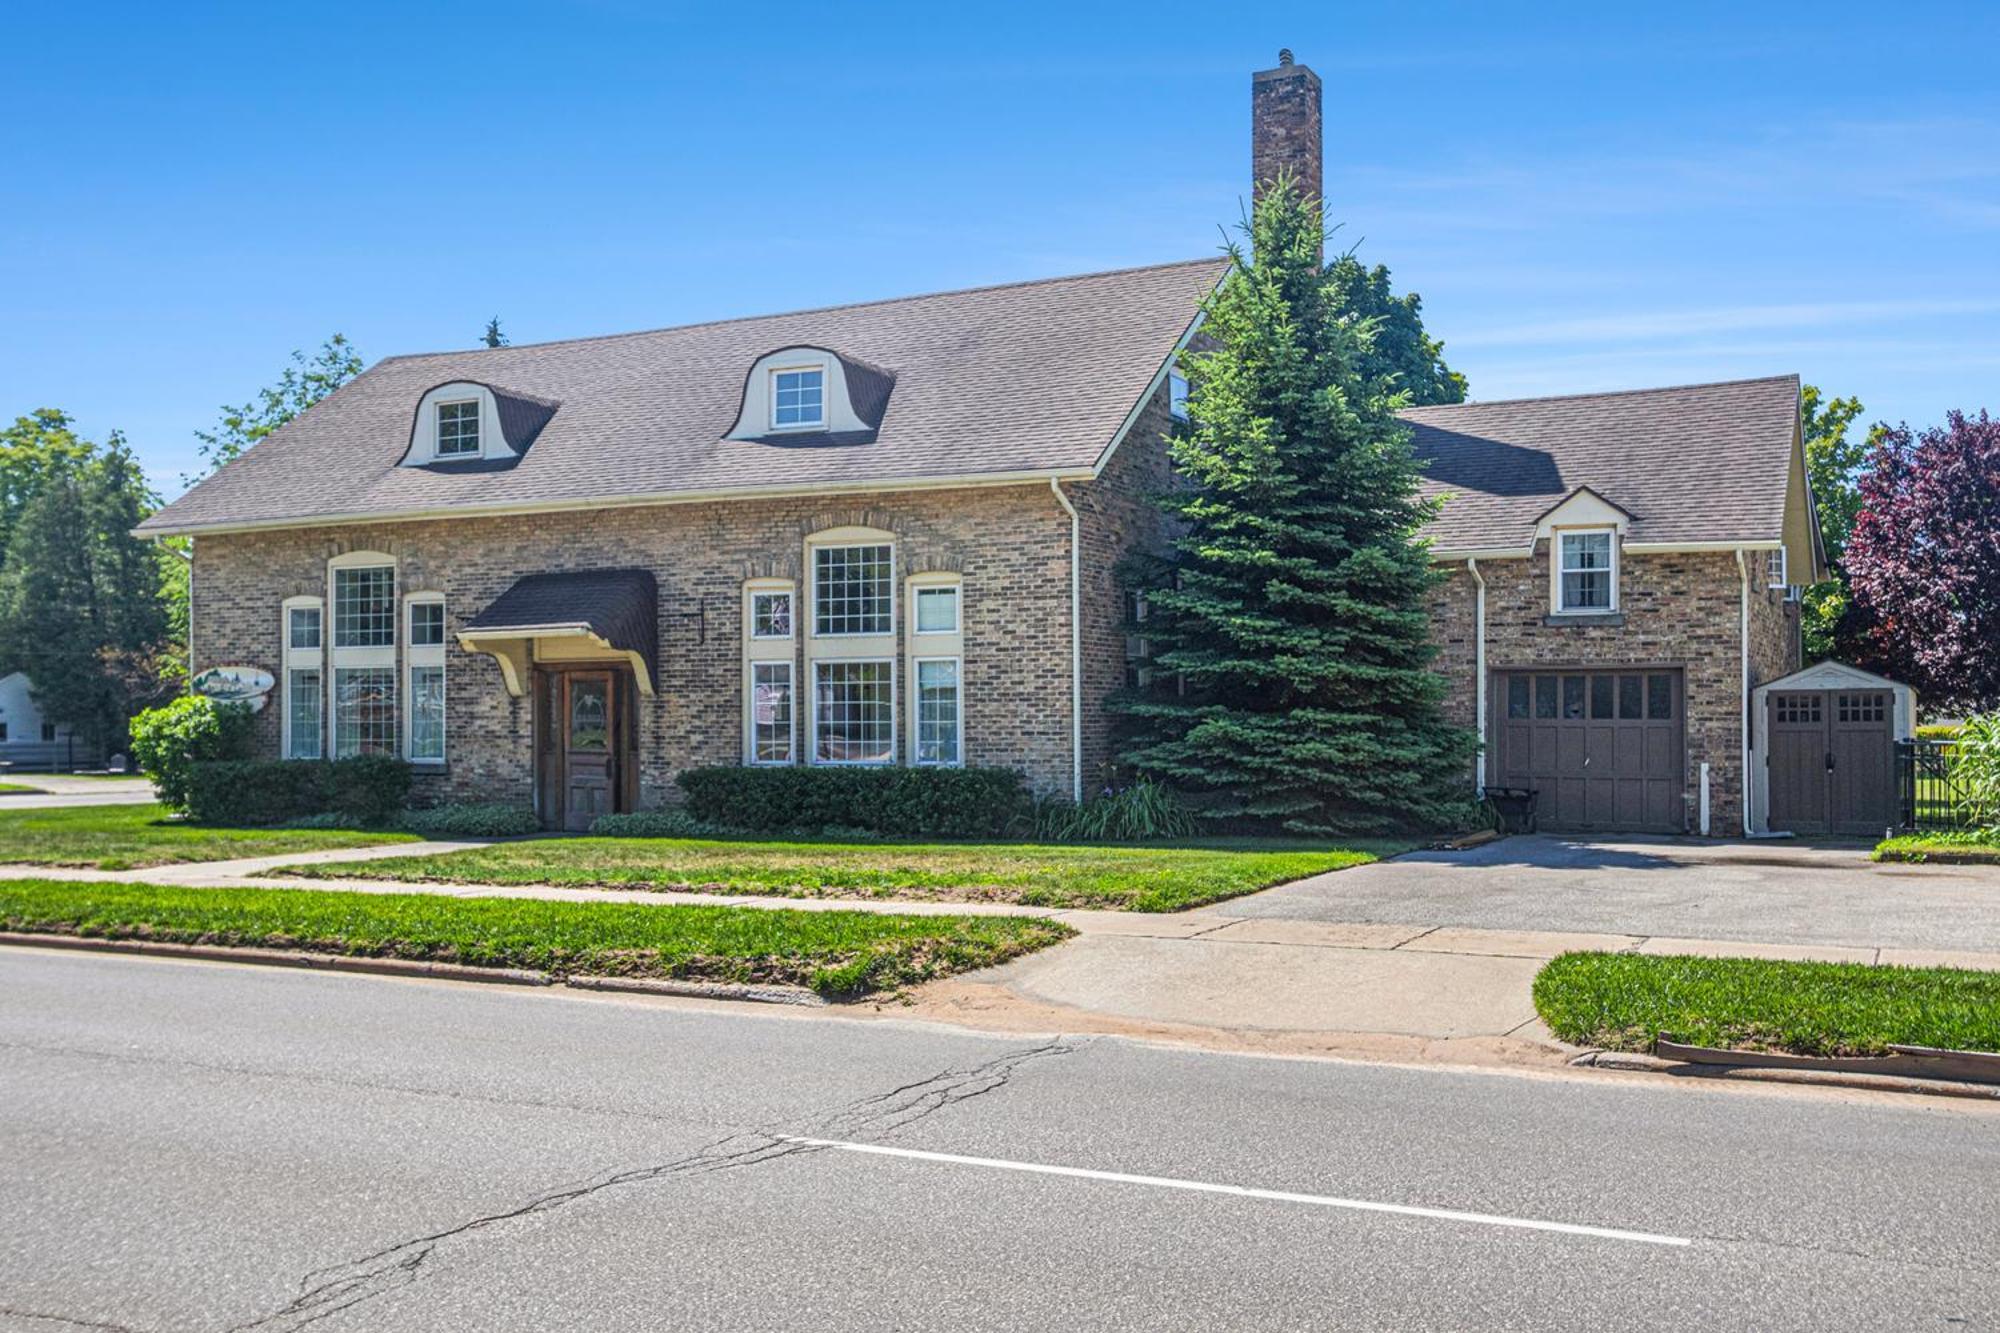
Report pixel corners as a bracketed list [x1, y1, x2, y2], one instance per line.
[0, 931, 829, 1007]
[1569, 1048, 2000, 1101]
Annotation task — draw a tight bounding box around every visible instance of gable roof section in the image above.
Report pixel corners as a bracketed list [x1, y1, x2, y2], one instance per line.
[139, 257, 1227, 536]
[1402, 374, 1801, 554]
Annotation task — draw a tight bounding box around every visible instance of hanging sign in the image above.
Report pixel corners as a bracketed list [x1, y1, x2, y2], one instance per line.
[192, 665, 275, 713]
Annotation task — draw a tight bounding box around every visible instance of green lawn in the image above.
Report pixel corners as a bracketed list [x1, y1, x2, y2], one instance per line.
[1875, 830, 2000, 865]
[0, 878, 1071, 998]
[0, 803, 418, 871]
[285, 834, 1406, 912]
[0, 783, 35, 795]
[1533, 951, 2000, 1058]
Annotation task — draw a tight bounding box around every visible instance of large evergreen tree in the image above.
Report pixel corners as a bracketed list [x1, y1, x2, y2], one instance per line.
[1117, 178, 1476, 834]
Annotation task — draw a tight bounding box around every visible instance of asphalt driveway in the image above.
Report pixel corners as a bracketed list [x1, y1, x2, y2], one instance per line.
[1214, 835, 2000, 954]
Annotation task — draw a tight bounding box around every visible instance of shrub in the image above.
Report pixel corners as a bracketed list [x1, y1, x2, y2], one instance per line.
[1034, 779, 1198, 843]
[185, 756, 412, 827]
[589, 809, 713, 839]
[676, 766, 1028, 838]
[1916, 722, 1964, 743]
[401, 803, 542, 838]
[1952, 712, 2000, 833]
[128, 696, 254, 813]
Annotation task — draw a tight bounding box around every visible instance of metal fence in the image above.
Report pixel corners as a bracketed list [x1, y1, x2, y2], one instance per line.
[1898, 738, 1975, 832]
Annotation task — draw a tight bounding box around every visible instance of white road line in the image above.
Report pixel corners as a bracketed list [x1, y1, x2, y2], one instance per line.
[778, 1136, 1692, 1248]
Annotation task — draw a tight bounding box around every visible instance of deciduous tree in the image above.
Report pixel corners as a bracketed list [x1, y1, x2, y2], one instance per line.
[188, 333, 362, 483]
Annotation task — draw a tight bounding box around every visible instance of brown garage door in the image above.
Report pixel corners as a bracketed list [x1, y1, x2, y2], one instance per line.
[1491, 670, 1685, 833]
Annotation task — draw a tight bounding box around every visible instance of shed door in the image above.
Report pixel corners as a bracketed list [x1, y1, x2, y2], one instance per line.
[1765, 689, 1897, 837]
[1493, 670, 1685, 833]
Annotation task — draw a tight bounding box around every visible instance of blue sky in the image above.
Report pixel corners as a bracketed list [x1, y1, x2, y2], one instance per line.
[5, 1, 1997, 498]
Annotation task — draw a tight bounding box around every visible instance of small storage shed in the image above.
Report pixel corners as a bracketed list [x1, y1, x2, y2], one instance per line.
[1749, 662, 1917, 837]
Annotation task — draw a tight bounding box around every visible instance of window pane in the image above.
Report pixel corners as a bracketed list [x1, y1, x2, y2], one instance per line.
[752, 591, 793, 639]
[1506, 676, 1530, 719]
[1618, 675, 1643, 720]
[814, 545, 892, 635]
[1590, 675, 1615, 719]
[334, 667, 396, 757]
[814, 660, 892, 763]
[436, 400, 480, 455]
[333, 567, 395, 647]
[915, 585, 959, 633]
[1563, 532, 1611, 570]
[751, 662, 793, 763]
[1561, 570, 1610, 610]
[287, 669, 322, 759]
[410, 665, 444, 761]
[569, 678, 609, 751]
[288, 607, 321, 650]
[1534, 676, 1558, 719]
[916, 659, 960, 765]
[410, 601, 444, 646]
[1647, 674, 1674, 720]
[1562, 675, 1586, 719]
[773, 368, 824, 426]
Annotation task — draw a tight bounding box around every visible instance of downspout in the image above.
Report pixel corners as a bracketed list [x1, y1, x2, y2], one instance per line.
[1735, 547, 1752, 836]
[1050, 478, 1084, 802]
[1467, 557, 1486, 793]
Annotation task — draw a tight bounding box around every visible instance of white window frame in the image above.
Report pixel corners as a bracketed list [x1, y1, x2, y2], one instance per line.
[404, 592, 446, 765]
[1552, 528, 1618, 615]
[769, 364, 826, 431]
[281, 595, 325, 760]
[912, 582, 961, 636]
[748, 586, 795, 641]
[326, 552, 398, 758]
[746, 660, 796, 765]
[810, 657, 896, 767]
[1766, 547, 1788, 589]
[810, 539, 896, 640]
[910, 655, 963, 767]
[433, 399, 482, 457]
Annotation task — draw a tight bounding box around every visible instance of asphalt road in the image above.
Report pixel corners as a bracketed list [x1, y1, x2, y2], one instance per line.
[3, 948, 1996, 1332]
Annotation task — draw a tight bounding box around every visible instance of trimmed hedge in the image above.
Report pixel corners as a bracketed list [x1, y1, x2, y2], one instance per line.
[129, 696, 255, 813]
[676, 765, 1027, 837]
[186, 756, 412, 828]
[401, 803, 542, 838]
[589, 810, 714, 839]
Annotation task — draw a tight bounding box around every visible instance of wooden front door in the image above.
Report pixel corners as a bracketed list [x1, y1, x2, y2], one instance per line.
[535, 667, 630, 831]
[1767, 689, 1897, 837]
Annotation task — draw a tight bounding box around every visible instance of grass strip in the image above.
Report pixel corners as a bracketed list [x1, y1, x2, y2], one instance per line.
[0, 802, 418, 870]
[284, 835, 1403, 912]
[0, 879, 1072, 998]
[1533, 951, 2000, 1058]
[0, 783, 36, 794]
[1875, 831, 2000, 865]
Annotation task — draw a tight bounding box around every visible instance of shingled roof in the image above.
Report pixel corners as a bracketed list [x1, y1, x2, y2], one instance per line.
[138, 257, 1228, 536]
[1403, 374, 1803, 553]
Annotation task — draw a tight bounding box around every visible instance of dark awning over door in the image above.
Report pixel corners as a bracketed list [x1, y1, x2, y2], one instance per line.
[460, 568, 658, 696]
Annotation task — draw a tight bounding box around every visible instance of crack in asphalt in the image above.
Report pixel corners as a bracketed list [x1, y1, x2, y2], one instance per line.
[0, 1306, 145, 1332]
[225, 1037, 1079, 1332]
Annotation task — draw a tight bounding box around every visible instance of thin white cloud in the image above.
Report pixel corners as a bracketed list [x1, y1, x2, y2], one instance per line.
[1450, 299, 2000, 349]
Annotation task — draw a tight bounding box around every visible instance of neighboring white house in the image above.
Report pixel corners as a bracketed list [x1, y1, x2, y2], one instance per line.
[0, 672, 99, 770]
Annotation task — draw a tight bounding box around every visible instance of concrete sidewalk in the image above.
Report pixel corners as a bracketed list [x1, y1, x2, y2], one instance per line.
[9, 840, 2000, 1068]
[0, 779, 157, 809]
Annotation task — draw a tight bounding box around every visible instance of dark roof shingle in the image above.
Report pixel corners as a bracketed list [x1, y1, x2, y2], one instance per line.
[140, 258, 1226, 535]
[1402, 374, 1801, 551]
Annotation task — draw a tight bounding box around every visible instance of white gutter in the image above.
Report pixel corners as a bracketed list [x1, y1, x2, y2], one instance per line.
[1050, 478, 1084, 802]
[1735, 547, 1752, 836]
[1467, 557, 1486, 793]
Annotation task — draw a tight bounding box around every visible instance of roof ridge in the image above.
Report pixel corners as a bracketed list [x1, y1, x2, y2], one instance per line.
[375, 256, 1227, 365]
[1400, 373, 1800, 415]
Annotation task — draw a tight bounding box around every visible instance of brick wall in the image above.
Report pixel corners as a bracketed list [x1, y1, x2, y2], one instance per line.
[1430, 546, 1766, 834]
[192, 484, 1077, 807]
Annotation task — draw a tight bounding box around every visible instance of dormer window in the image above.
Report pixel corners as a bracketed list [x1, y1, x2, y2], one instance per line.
[1557, 530, 1616, 613]
[435, 400, 481, 456]
[772, 367, 825, 429]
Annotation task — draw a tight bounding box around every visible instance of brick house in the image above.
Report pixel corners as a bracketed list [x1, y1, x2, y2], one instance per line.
[138, 54, 1820, 835]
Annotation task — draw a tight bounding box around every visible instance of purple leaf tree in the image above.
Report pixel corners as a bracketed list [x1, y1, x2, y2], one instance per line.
[1842, 410, 2000, 711]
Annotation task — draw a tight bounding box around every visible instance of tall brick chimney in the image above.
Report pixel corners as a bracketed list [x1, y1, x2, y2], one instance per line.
[1251, 49, 1323, 253]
